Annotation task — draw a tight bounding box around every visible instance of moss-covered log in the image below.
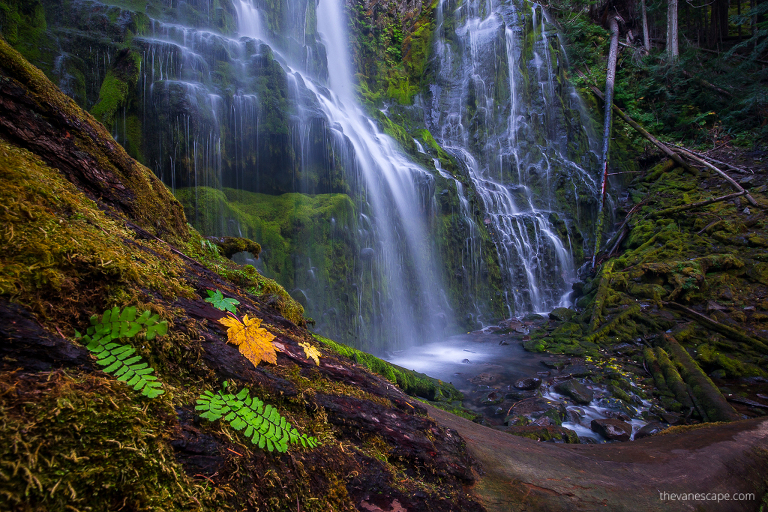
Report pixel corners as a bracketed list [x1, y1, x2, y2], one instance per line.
[662, 334, 740, 422]
[655, 347, 695, 411]
[666, 302, 768, 355]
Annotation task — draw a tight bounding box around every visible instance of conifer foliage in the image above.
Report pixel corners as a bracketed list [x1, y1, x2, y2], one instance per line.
[75, 306, 167, 398]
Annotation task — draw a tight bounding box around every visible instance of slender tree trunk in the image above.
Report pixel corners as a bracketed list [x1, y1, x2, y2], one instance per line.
[667, 0, 679, 60]
[642, 0, 651, 52]
[593, 16, 620, 268]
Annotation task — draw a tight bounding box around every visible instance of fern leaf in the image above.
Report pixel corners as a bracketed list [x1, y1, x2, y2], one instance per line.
[195, 385, 319, 453]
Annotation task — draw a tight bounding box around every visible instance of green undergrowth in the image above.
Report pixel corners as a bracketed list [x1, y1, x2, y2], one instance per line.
[530, 158, 768, 423]
[558, 9, 767, 146]
[313, 334, 463, 403]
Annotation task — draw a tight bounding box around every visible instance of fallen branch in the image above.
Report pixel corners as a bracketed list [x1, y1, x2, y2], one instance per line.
[582, 78, 700, 176]
[648, 191, 745, 218]
[664, 142, 754, 174]
[669, 145, 758, 206]
[665, 302, 768, 354]
[680, 69, 734, 98]
[597, 200, 646, 263]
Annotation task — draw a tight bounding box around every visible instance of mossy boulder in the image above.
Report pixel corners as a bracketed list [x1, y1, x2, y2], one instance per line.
[555, 379, 594, 405]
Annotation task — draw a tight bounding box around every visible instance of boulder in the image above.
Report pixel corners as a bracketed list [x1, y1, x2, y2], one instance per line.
[549, 307, 575, 322]
[554, 379, 594, 405]
[591, 418, 633, 442]
[479, 391, 503, 406]
[514, 377, 542, 390]
[560, 364, 595, 378]
[506, 425, 580, 443]
[504, 390, 536, 401]
[634, 422, 668, 440]
[505, 398, 567, 427]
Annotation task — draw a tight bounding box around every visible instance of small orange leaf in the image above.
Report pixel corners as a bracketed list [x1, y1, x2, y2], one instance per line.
[219, 314, 278, 366]
[299, 342, 321, 365]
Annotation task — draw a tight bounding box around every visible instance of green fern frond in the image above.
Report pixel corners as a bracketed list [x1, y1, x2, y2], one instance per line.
[89, 342, 164, 398]
[75, 306, 167, 399]
[195, 383, 319, 452]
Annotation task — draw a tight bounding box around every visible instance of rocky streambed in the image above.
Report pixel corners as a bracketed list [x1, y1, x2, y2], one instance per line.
[387, 313, 768, 445]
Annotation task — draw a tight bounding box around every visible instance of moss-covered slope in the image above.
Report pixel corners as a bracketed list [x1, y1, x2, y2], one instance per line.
[527, 157, 768, 424]
[0, 37, 483, 511]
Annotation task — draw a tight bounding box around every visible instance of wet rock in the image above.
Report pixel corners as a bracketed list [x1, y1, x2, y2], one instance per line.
[567, 407, 585, 424]
[542, 358, 567, 370]
[479, 391, 503, 406]
[470, 373, 498, 385]
[709, 369, 727, 379]
[504, 390, 536, 401]
[560, 364, 595, 378]
[549, 307, 575, 322]
[462, 359, 471, 364]
[505, 398, 566, 426]
[598, 397, 638, 419]
[514, 377, 542, 390]
[591, 418, 632, 442]
[522, 313, 546, 322]
[634, 422, 668, 440]
[506, 425, 580, 444]
[661, 412, 685, 425]
[554, 379, 594, 405]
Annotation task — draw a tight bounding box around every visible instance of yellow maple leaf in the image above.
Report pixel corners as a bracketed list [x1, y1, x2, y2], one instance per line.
[219, 314, 278, 366]
[299, 342, 321, 365]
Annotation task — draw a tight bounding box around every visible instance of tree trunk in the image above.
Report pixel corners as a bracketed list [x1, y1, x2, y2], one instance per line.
[593, 16, 620, 268]
[667, 0, 679, 60]
[709, 0, 730, 48]
[641, 0, 651, 52]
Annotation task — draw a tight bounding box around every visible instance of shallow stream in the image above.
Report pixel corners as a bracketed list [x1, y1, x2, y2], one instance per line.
[386, 330, 649, 443]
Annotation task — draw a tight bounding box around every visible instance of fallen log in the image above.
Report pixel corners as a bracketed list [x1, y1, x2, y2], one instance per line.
[664, 142, 753, 175]
[583, 80, 700, 176]
[662, 333, 741, 422]
[648, 191, 745, 218]
[668, 145, 759, 206]
[665, 302, 768, 354]
[680, 69, 734, 98]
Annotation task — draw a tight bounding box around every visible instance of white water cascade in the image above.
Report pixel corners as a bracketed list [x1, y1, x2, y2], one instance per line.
[426, 0, 602, 317]
[233, 0, 451, 349]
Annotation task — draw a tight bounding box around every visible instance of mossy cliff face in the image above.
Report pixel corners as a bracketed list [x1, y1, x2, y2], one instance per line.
[175, 186, 366, 339]
[0, 40, 484, 511]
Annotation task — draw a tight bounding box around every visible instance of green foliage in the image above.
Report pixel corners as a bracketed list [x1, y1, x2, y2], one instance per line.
[75, 306, 168, 398]
[86, 342, 165, 398]
[196, 382, 319, 452]
[205, 289, 240, 314]
[313, 333, 462, 402]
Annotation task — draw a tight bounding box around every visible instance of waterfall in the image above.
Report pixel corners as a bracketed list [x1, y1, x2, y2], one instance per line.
[77, 0, 603, 348]
[425, 0, 601, 317]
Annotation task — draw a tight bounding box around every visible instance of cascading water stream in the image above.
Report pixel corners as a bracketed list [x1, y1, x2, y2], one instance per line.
[426, 0, 602, 317]
[234, 0, 450, 349]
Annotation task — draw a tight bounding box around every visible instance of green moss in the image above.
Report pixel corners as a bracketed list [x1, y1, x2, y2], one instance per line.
[313, 334, 462, 403]
[0, 371, 225, 510]
[0, 139, 194, 324]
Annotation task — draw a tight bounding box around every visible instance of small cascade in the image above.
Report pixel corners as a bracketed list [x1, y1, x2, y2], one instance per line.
[426, 0, 601, 317]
